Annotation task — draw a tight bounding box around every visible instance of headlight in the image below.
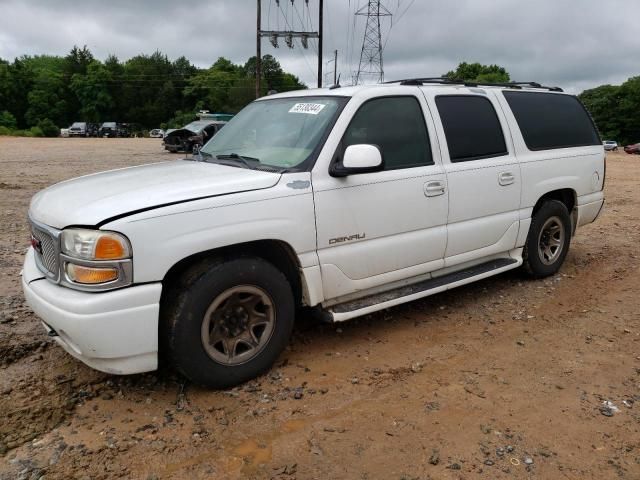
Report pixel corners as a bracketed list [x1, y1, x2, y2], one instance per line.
[60, 229, 133, 290]
[61, 229, 131, 260]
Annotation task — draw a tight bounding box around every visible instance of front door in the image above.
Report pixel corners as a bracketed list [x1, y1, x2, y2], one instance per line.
[312, 94, 449, 301]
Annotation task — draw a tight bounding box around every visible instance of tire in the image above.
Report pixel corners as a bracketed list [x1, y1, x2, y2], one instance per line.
[523, 200, 572, 278]
[162, 256, 295, 388]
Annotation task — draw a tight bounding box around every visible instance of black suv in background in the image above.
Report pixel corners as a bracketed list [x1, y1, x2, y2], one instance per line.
[98, 122, 131, 138]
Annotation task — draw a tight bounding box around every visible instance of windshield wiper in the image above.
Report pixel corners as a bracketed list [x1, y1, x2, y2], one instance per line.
[214, 153, 260, 169]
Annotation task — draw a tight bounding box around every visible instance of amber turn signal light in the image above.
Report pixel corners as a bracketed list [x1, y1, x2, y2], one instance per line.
[66, 264, 118, 284]
[95, 236, 127, 260]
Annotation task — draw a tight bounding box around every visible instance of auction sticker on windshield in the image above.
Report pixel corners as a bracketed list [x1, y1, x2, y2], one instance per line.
[289, 103, 326, 115]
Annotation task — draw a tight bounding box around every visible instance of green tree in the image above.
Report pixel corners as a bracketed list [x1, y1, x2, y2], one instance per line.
[617, 76, 640, 144]
[70, 60, 113, 122]
[36, 118, 59, 137]
[0, 59, 11, 118]
[445, 62, 510, 83]
[579, 84, 621, 140]
[243, 55, 305, 94]
[22, 55, 68, 127]
[0, 110, 17, 129]
[580, 77, 640, 145]
[120, 51, 177, 126]
[64, 45, 95, 76]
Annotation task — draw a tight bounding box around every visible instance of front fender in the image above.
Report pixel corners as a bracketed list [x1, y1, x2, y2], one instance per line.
[102, 173, 317, 284]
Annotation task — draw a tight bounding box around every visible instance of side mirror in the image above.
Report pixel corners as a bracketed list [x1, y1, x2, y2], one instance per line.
[330, 144, 383, 177]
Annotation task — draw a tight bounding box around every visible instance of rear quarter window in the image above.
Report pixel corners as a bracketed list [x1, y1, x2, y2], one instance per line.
[503, 91, 600, 151]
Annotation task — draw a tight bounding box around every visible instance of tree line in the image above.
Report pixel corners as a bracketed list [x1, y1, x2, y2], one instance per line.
[578, 77, 640, 145]
[1, 51, 638, 144]
[0, 46, 305, 136]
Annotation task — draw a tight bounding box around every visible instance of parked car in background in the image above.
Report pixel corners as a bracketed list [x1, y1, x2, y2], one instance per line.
[119, 123, 134, 138]
[624, 143, 640, 154]
[23, 81, 605, 388]
[99, 122, 118, 137]
[59, 128, 69, 138]
[603, 140, 618, 151]
[68, 122, 88, 137]
[99, 122, 131, 138]
[163, 120, 226, 153]
[67, 122, 99, 137]
[150, 129, 164, 138]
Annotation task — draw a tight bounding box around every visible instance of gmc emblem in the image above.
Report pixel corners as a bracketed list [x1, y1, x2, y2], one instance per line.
[31, 235, 43, 254]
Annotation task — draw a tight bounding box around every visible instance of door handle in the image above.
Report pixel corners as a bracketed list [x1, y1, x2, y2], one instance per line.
[498, 171, 515, 186]
[424, 181, 445, 197]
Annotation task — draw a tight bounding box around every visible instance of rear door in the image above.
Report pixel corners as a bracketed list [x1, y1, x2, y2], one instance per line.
[423, 89, 522, 266]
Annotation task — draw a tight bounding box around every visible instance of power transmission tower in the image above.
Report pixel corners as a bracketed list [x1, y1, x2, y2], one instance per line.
[354, 1, 392, 85]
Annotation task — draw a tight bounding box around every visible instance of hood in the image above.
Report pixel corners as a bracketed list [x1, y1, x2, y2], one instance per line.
[166, 128, 199, 137]
[30, 160, 281, 229]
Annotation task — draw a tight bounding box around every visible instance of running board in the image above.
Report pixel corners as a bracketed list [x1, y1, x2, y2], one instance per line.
[326, 257, 521, 322]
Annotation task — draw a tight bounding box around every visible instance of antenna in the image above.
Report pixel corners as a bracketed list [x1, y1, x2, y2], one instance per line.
[354, 1, 392, 84]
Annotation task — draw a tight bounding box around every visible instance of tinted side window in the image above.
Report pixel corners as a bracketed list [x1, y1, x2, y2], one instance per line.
[435, 95, 508, 162]
[343, 96, 433, 169]
[503, 91, 600, 150]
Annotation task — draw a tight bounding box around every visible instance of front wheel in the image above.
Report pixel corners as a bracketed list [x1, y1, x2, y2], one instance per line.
[523, 200, 572, 278]
[163, 257, 294, 388]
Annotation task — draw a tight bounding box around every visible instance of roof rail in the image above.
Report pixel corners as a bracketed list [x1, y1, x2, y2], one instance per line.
[383, 77, 563, 92]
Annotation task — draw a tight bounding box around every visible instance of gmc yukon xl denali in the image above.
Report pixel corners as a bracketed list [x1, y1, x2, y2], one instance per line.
[22, 80, 605, 388]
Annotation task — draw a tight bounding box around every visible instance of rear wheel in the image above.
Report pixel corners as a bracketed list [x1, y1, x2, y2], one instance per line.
[523, 200, 571, 278]
[163, 257, 294, 388]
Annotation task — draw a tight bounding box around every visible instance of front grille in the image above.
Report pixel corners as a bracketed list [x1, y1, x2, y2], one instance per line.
[30, 223, 59, 278]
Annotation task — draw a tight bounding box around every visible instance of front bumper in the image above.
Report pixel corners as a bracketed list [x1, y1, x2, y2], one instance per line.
[22, 248, 162, 375]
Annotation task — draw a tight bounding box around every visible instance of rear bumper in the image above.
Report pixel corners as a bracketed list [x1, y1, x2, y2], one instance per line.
[576, 193, 604, 228]
[22, 248, 162, 375]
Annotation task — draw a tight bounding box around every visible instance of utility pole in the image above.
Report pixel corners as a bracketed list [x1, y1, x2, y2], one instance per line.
[355, 1, 392, 84]
[256, 0, 261, 98]
[256, 0, 322, 96]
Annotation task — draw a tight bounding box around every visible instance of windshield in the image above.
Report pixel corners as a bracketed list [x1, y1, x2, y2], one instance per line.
[200, 96, 346, 170]
[102, 122, 116, 128]
[70, 122, 85, 128]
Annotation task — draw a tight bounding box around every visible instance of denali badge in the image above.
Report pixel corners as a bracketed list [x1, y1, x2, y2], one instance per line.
[329, 233, 366, 244]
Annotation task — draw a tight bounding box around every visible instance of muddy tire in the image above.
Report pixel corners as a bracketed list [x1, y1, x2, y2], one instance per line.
[523, 200, 572, 278]
[162, 256, 294, 388]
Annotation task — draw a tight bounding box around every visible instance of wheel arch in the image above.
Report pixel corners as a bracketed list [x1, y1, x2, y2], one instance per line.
[160, 239, 304, 309]
[532, 188, 577, 234]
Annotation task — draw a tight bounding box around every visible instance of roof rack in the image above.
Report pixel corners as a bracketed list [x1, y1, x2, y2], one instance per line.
[382, 77, 563, 92]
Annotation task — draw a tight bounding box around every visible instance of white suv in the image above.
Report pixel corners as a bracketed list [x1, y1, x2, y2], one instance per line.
[22, 80, 605, 387]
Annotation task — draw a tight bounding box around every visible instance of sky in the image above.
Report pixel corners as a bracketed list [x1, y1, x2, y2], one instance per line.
[0, 0, 638, 94]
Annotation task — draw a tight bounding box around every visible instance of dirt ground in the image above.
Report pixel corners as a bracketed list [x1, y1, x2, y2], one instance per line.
[0, 137, 639, 480]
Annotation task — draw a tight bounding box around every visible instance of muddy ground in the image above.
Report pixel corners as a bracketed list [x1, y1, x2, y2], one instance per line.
[0, 137, 639, 480]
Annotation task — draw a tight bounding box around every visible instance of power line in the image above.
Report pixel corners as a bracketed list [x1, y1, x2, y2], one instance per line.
[257, 0, 323, 92]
